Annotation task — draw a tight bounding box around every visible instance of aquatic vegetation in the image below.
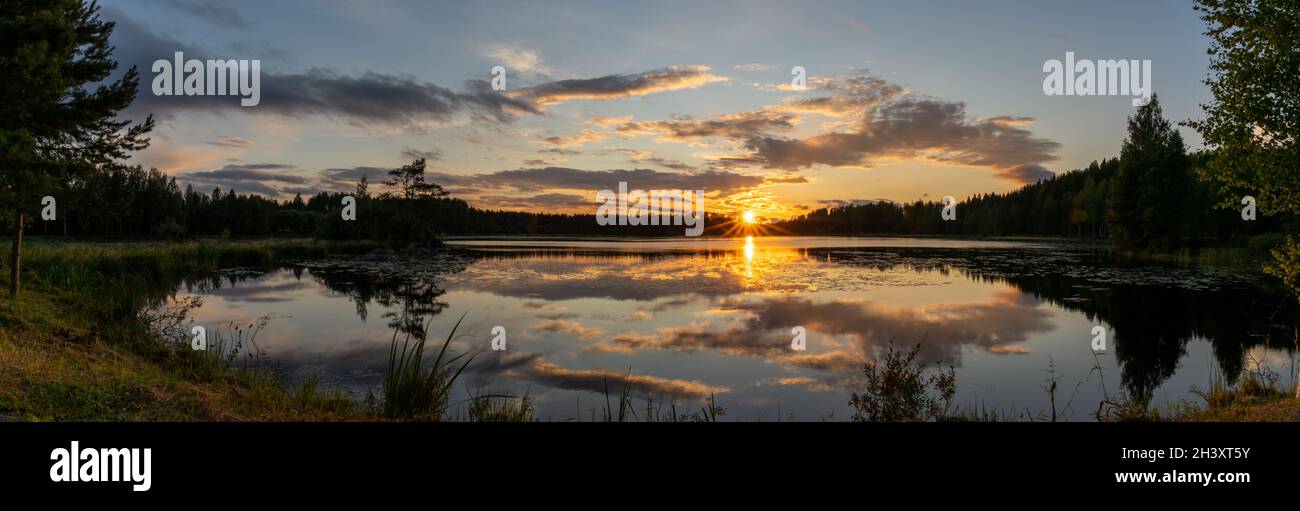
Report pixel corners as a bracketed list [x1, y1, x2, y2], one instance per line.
[381, 312, 475, 420]
[850, 341, 957, 422]
[463, 391, 536, 422]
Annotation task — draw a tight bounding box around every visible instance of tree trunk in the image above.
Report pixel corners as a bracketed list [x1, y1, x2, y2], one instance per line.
[9, 211, 23, 298]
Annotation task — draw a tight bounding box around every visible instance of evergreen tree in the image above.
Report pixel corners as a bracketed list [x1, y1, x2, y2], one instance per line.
[384, 158, 447, 200]
[0, 0, 153, 296]
[1108, 95, 1190, 251]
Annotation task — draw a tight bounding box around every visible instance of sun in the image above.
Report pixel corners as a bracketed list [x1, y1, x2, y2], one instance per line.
[742, 211, 757, 224]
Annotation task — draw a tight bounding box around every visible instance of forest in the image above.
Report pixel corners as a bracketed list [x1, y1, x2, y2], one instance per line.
[11, 101, 1290, 257]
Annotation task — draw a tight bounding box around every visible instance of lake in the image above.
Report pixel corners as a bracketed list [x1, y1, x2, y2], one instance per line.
[176, 236, 1300, 421]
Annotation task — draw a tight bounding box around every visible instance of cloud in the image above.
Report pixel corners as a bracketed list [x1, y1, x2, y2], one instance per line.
[532, 319, 607, 340]
[400, 148, 444, 161]
[734, 63, 777, 71]
[817, 198, 893, 207]
[615, 111, 797, 143]
[539, 129, 607, 148]
[320, 166, 392, 187]
[105, 8, 541, 127]
[519, 359, 728, 400]
[764, 174, 810, 184]
[158, 0, 246, 27]
[738, 97, 1060, 182]
[586, 115, 632, 127]
[633, 157, 697, 172]
[604, 148, 699, 171]
[510, 65, 727, 107]
[601, 290, 1055, 370]
[480, 43, 553, 75]
[474, 193, 591, 210]
[431, 166, 765, 195]
[207, 135, 254, 148]
[202, 281, 312, 303]
[664, 71, 1059, 184]
[184, 163, 307, 184]
[177, 163, 311, 196]
[253, 71, 539, 126]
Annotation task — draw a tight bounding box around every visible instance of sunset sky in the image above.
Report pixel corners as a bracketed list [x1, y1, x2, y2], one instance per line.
[102, 0, 1213, 220]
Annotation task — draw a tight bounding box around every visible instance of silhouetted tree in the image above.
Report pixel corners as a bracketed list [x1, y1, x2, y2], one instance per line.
[0, 0, 153, 296]
[1108, 95, 1190, 252]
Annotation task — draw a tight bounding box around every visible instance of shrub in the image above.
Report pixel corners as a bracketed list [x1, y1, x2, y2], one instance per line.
[850, 342, 956, 422]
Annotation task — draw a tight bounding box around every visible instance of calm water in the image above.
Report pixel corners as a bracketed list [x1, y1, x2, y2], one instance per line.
[177, 236, 1300, 421]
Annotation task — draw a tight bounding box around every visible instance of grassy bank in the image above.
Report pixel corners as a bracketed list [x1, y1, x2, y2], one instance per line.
[0, 239, 387, 421]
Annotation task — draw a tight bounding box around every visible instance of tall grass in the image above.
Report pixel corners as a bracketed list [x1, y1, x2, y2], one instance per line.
[381, 312, 475, 420]
[587, 371, 725, 422]
[21, 239, 386, 293]
[463, 390, 536, 422]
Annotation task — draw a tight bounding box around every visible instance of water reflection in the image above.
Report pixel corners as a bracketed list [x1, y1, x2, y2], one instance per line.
[176, 237, 1299, 419]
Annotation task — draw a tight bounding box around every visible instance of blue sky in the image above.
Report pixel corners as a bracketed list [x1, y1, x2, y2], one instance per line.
[101, 0, 1215, 218]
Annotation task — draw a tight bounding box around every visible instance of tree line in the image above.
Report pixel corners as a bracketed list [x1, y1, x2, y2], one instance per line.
[774, 99, 1288, 251]
[7, 95, 1294, 253]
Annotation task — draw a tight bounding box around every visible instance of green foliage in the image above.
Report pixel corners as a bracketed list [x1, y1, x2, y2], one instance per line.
[1264, 235, 1300, 302]
[1188, 0, 1300, 216]
[1108, 95, 1192, 252]
[466, 391, 536, 422]
[0, 0, 155, 296]
[381, 312, 475, 420]
[849, 342, 957, 422]
[383, 158, 448, 200]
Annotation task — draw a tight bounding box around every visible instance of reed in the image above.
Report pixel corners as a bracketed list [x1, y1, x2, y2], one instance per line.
[381, 312, 475, 420]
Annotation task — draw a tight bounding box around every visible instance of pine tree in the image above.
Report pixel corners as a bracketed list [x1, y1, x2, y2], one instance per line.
[383, 158, 447, 200]
[0, 0, 154, 297]
[1108, 95, 1189, 252]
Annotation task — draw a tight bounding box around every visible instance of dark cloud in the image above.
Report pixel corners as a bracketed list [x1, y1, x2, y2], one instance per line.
[400, 148, 444, 161]
[604, 148, 699, 171]
[511, 65, 727, 107]
[616, 111, 796, 142]
[158, 0, 247, 27]
[208, 135, 254, 148]
[319, 166, 393, 190]
[427, 166, 764, 196]
[474, 193, 590, 210]
[201, 281, 312, 303]
[105, 8, 538, 127]
[635, 157, 697, 172]
[599, 290, 1055, 371]
[817, 198, 894, 207]
[737, 97, 1060, 183]
[177, 163, 309, 196]
[185, 163, 307, 183]
[463, 352, 727, 400]
[538, 129, 606, 148]
[648, 70, 1060, 184]
[250, 72, 535, 126]
[517, 359, 727, 400]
